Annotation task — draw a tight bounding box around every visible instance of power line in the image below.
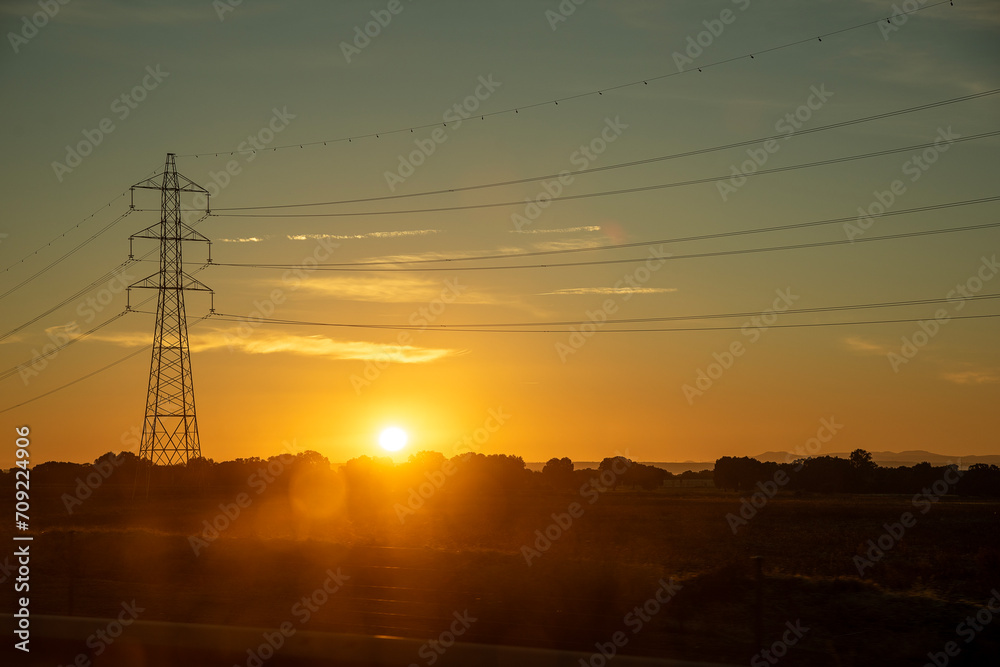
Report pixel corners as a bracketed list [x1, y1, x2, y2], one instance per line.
[177, 0, 956, 159]
[6, 296, 989, 414]
[390, 313, 1000, 334]
[206, 293, 1000, 331]
[0, 212, 210, 342]
[0, 192, 129, 274]
[213, 220, 1000, 272]
[0, 345, 151, 416]
[0, 309, 131, 383]
[0, 290, 161, 383]
[210, 131, 1000, 218]
[204, 312, 1000, 334]
[202, 195, 998, 268]
[0, 310, 210, 415]
[0, 208, 133, 302]
[0, 164, 162, 276]
[212, 89, 1000, 212]
[0, 261, 208, 403]
[0, 260, 135, 342]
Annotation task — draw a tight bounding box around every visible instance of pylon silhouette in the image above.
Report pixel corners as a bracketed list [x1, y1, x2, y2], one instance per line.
[128, 153, 213, 466]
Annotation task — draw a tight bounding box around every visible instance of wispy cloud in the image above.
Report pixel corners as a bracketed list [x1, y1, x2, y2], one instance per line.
[843, 336, 890, 354]
[530, 238, 607, 252]
[288, 230, 441, 241]
[91, 331, 461, 364]
[299, 275, 454, 303]
[540, 287, 677, 296]
[218, 237, 267, 243]
[511, 226, 602, 235]
[844, 41, 990, 94]
[942, 369, 1000, 385]
[354, 246, 527, 264]
[237, 335, 461, 364]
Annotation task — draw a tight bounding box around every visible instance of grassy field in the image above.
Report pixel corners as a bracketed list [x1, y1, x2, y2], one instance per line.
[6, 481, 1000, 666]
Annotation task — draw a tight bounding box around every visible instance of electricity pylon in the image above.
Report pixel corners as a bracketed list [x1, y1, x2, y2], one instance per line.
[128, 153, 213, 466]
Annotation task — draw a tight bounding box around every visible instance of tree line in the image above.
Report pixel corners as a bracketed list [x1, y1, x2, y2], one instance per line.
[713, 449, 1000, 496]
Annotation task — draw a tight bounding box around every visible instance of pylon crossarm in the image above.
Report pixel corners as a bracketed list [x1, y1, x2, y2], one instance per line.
[132, 174, 209, 195]
[129, 274, 162, 290]
[178, 222, 210, 243]
[130, 223, 165, 241]
[130, 221, 210, 243]
[174, 172, 210, 194]
[181, 273, 212, 292]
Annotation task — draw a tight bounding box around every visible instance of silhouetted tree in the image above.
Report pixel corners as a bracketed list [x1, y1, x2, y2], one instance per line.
[542, 457, 575, 489]
[957, 463, 1000, 497]
[848, 449, 877, 491]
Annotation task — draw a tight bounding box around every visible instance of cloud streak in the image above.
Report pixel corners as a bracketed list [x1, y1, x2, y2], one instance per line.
[288, 229, 441, 241]
[540, 287, 676, 296]
[91, 331, 461, 364]
[511, 225, 602, 235]
[942, 369, 1000, 385]
[843, 336, 890, 354]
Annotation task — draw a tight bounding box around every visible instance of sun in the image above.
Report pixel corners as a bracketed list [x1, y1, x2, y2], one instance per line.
[378, 427, 408, 452]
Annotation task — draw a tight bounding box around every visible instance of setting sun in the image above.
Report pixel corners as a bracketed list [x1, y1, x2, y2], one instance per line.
[378, 427, 408, 452]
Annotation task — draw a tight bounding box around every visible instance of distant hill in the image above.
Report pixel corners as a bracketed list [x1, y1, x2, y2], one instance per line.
[528, 451, 999, 474]
[752, 450, 1000, 468]
[527, 461, 714, 474]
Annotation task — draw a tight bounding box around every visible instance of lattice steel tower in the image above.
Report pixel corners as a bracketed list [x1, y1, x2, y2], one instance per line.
[128, 153, 213, 465]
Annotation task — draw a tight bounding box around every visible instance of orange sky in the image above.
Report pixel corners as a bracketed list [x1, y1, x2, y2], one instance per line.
[2, 0, 998, 467]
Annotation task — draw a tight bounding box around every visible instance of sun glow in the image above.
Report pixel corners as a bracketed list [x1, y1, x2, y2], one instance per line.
[378, 427, 408, 452]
